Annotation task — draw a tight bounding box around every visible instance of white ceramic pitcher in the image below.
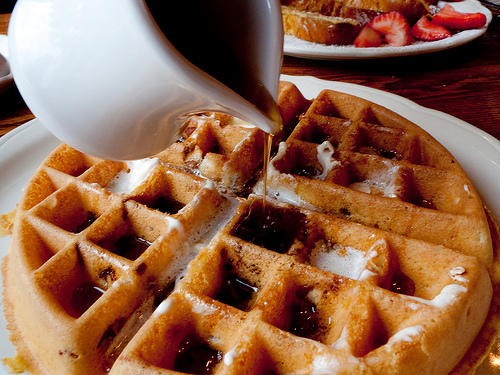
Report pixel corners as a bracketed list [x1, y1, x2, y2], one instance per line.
[8, 0, 283, 160]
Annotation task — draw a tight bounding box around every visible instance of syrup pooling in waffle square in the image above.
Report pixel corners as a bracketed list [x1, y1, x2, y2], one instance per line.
[264, 89, 493, 267]
[112, 196, 491, 374]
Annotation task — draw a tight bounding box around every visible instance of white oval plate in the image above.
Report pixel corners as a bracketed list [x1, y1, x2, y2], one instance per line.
[283, 0, 493, 60]
[1, 75, 499, 373]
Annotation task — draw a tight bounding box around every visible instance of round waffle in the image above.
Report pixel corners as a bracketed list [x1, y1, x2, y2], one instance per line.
[2, 81, 499, 374]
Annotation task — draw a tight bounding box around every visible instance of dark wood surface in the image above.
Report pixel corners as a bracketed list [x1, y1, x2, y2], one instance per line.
[1, 12, 499, 140]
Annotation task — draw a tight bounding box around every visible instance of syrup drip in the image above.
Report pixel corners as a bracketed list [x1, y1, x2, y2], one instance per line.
[262, 133, 274, 219]
[109, 235, 152, 261]
[70, 282, 105, 317]
[288, 286, 323, 341]
[390, 272, 416, 296]
[174, 333, 222, 374]
[215, 271, 259, 312]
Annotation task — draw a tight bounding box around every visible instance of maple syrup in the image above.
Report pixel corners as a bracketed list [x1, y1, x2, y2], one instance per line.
[390, 272, 416, 296]
[411, 196, 436, 210]
[215, 267, 259, 312]
[151, 196, 185, 215]
[301, 125, 331, 145]
[104, 235, 152, 261]
[288, 286, 324, 341]
[70, 282, 105, 317]
[232, 202, 307, 254]
[174, 333, 222, 374]
[74, 211, 97, 233]
[291, 165, 321, 178]
[262, 133, 274, 216]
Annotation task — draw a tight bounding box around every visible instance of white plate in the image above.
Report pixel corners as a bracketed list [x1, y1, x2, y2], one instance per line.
[1, 75, 500, 373]
[0, 35, 14, 93]
[283, 0, 493, 60]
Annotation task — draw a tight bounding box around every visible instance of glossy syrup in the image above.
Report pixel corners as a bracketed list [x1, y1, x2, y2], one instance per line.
[390, 272, 416, 296]
[174, 333, 222, 374]
[108, 235, 152, 261]
[232, 202, 307, 254]
[288, 286, 323, 341]
[215, 270, 259, 312]
[74, 211, 97, 233]
[262, 133, 274, 218]
[70, 282, 105, 317]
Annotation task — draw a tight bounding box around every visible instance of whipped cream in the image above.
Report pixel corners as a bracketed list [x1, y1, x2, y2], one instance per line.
[106, 157, 159, 195]
[153, 298, 175, 317]
[165, 216, 184, 236]
[311, 355, 341, 375]
[268, 142, 287, 176]
[315, 141, 340, 180]
[349, 161, 400, 198]
[223, 345, 239, 365]
[388, 325, 424, 345]
[310, 241, 368, 280]
[449, 267, 468, 283]
[405, 284, 467, 308]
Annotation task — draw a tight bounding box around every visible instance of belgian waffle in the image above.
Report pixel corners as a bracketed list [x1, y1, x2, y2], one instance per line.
[2, 81, 499, 375]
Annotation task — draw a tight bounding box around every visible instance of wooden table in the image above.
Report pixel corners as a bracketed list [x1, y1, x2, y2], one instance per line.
[1, 12, 499, 140]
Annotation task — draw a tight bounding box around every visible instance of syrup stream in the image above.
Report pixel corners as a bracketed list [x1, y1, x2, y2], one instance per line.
[262, 133, 274, 221]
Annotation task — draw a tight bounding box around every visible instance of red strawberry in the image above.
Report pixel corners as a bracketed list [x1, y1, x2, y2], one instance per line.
[368, 12, 412, 47]
[432, 4, 487, 30]
[411, 15, 452, 41]
[354, 25, 383, 47]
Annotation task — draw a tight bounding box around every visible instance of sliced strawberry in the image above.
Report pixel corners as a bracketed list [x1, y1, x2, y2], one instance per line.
[432, 4, 487, 30]
[354, 25, 383, 47]
[411, 15, 452, 41]
[368, 12, 412, 47]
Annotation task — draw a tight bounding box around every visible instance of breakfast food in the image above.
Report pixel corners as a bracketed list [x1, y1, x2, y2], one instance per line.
[2, 81, 500, 374]
[281, 0, 430, 45]
[282, 6, 362, 45]
[282, 0, 487, 46]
